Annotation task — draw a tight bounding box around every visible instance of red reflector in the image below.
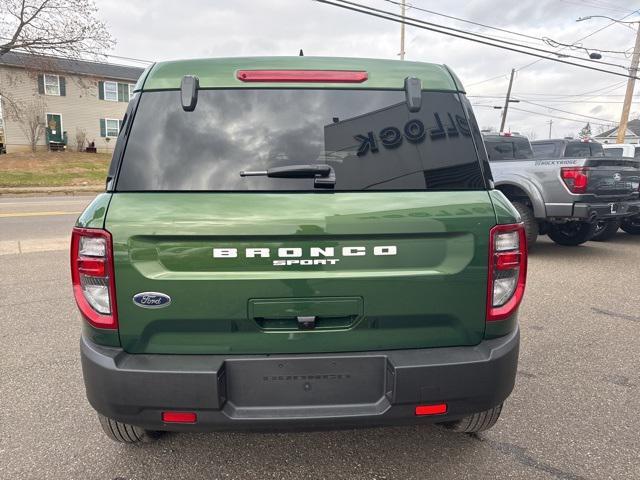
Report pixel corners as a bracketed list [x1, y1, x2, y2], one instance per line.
[77, 258, 106, 276]
[236, 69, 368, 83]
[162, 411, 197, 423]
[415, 403, 447, 416]
[495, 252, 521, 270]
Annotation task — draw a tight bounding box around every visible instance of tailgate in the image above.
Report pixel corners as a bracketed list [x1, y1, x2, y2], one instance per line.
[584, 157, 640, 197]
[106, 192, 496, 354]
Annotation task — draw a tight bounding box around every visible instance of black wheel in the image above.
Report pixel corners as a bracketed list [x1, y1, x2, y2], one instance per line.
[591, 219, 620, 241]
[620, 215, 640, 234]
[439, 404, 503, 433]
[547, 222, 596, 246]
[511, 202, 538, 247]
[98, 414, 162, 443]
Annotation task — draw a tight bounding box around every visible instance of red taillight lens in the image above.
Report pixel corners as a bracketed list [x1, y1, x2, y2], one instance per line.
[70, 227, 118, 330]
[415, 404, 448, 416]
[487, 223, 527, 322]
[236, 70, 368, 83]
[561, 167, 589, 194]
[162, 411, 197, 423]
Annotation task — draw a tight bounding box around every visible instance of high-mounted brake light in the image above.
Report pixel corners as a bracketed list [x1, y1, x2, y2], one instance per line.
[487, 224, 527, 322]
[71, 227, 118, 329]
[561, 167, 589, 194]
[236, 70, 368, 83]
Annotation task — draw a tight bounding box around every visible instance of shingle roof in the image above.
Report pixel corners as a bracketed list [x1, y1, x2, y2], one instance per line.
[0, 51, 145, 82]
[596, 118, 640, 138]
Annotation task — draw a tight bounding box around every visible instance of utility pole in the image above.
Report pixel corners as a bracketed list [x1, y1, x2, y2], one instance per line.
[547, 119, 553, 139]
[617, 23, 640, 143]
[399, 0, 406, 60]
[500, 68, 515, 133]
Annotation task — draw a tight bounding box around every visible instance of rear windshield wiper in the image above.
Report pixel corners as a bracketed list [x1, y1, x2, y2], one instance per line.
[240, 164, 335, 189]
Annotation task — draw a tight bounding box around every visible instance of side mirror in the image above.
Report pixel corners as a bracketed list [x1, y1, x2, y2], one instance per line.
[181, 75, 199, 112]
[404, 76, 422, 113]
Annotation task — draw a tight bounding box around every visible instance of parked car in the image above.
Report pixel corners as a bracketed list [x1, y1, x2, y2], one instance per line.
[602, 143, 640, 159]
[486, 136, 640, 245]
[73, 57, 525, 443]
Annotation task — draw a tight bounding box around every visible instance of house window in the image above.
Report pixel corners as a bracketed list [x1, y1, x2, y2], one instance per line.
[104, 81, 118, 101]
[129, 83, 135, 99]
[44, 74, 60, 96]
[105, 118, 120, 137]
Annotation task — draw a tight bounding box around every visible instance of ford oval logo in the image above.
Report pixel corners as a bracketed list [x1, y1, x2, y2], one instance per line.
[133, 292, 171, 309]
[613, 173, 622, 182]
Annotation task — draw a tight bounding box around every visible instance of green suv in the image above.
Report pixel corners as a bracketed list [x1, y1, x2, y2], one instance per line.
[72, 57, 526, 443]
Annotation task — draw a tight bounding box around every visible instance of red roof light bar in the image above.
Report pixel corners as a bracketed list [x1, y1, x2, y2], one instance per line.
[236, 70, 368, 83]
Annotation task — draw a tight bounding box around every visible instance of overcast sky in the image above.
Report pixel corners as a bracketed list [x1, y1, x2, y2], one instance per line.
[96, 0, 640, 139]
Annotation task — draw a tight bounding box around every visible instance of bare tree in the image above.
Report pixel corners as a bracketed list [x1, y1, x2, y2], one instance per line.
[5, 95, 46, 152]
[0, 0, 114, 58]
[74, 126, 86, 152]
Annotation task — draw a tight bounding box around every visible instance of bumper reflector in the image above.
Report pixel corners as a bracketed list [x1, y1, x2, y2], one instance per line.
[162, 411, 197, 424]
[415, 403, 447, 416]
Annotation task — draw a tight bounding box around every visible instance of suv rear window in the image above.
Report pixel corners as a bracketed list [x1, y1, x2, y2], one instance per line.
[484, 136, 533, 161]
[604, 147, 623, 157]
[116, 89, 486, 191]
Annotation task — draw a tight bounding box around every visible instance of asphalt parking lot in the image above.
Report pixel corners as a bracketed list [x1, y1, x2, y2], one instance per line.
[1, 195, 639, 480]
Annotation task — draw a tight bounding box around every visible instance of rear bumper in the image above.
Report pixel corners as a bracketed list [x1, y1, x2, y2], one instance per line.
[546, 199, 640, 220]
[573, 199, 640, 220]
[80, 327, 519, 431]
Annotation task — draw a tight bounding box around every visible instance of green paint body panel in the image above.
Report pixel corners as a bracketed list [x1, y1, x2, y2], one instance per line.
[76, 193, 111, 228]
[105, 191, 499, 354]
[141, 56, 460, 91]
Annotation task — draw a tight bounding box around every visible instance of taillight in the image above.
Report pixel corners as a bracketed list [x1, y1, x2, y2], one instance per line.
[70, 227, 118, 329]
[561, 167, 589, 194]
[487, 223, 527, 322]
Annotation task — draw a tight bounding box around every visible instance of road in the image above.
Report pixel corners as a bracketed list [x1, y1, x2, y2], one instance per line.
[1, 195, 639, 480]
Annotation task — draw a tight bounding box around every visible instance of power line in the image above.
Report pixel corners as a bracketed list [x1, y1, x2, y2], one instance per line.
[516, 10, 639, 71]
[516, 99, 618, 122]
[387, 0, 633, 58]
[314, 0, 640, 79]
[473, 104, 615, 127]
[331, 0, 630, 70]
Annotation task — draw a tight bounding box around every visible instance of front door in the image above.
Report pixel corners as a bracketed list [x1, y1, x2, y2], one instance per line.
[46, 114, 62, 142]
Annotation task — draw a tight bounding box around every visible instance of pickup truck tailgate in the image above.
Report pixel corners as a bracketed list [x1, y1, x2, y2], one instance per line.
[584, 157, 640, 197]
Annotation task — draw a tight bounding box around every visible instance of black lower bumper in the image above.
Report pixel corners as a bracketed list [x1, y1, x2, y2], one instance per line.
[80, 328, 519, 431]
[573, 199, 640, 220]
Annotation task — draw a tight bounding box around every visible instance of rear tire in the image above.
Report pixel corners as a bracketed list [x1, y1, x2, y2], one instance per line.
[591, 219, 620, 241]
[512, 202, 538, 247]
[547, 222, 595, 246]
[620, 215, 640, 234]
[98, 414, 162, 444]
[439, 404, 503, 433]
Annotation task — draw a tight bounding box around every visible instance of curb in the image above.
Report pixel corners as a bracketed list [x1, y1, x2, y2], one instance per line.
[0, 186, 104, 196]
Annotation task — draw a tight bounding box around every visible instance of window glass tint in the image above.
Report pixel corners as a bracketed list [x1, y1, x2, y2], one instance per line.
[604, 147, 623, 157]
[532, 142, 556, 158]
[635, 147, 640, 159]
[588, 143, 604, 156]
[117, 89, 486, 191]
[484, 138, 514, 160]
[564, 142, 591, 158]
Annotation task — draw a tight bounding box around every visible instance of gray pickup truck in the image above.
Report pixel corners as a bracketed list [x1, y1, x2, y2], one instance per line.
[484, 134, 640, 246]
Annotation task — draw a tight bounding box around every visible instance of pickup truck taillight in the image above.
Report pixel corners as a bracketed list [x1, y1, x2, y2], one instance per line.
[71, 228, 118, 330]
[487, 224, 527, 322]
[561, 167, 589, 194]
